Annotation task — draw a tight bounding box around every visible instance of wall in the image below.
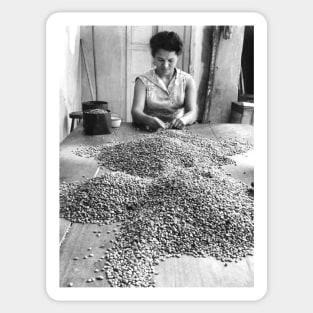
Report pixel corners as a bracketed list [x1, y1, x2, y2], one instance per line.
[59, 26, 81, 142]
[80, 26, 127, 118]
[187, 26, 244, 123]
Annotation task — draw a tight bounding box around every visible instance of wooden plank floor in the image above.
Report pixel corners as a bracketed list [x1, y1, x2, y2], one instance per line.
[59, 125, 131, 243]
[224, 150, 254, 186]
[60, 222, 121, 287]
[59, 218, 71, 245]
[155, 255, 253, 287]
[59, 123, 254, 287]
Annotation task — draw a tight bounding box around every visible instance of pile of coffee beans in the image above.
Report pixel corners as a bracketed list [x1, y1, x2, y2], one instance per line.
[61, 129, 253, 287]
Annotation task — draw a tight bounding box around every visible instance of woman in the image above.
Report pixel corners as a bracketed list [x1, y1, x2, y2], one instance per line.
[131, 31, 198, 131]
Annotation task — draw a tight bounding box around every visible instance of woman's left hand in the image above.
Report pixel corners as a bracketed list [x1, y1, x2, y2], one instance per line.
[168, 118, 185, 130]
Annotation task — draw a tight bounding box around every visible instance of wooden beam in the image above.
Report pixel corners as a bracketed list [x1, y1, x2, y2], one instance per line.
[80, 39, 96, 101]
[202, 26, 220, 123]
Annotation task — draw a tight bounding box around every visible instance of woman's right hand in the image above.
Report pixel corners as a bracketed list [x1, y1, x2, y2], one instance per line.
[147, 116, 167, 131]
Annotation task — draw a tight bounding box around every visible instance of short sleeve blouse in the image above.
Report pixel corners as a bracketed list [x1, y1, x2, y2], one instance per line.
[136, 68, 191, 122]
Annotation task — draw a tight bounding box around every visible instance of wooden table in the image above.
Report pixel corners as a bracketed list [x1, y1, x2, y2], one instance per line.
[60, 122, 254, 288]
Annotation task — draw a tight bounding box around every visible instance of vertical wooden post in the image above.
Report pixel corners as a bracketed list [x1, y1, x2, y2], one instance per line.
[80, 39, 96, 101]
[92, 26, 98, 101]
[126, 26, 132, 122]
[189, 26, 196, 76]
[202, 26, 220, 123]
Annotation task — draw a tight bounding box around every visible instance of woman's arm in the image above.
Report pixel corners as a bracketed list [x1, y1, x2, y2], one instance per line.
[131, 79, 166, 130]
[169, 76, 198, 129]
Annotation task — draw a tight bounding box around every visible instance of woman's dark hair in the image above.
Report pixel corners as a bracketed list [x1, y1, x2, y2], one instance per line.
[150, 31, 183, 57]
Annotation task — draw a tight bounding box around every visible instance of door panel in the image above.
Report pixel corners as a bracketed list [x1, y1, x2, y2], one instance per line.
[126, 26, 156, 121]
[132, 26, 154, 44]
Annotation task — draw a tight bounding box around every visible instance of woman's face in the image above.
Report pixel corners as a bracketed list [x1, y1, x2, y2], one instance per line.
[154, 49, 178, 76]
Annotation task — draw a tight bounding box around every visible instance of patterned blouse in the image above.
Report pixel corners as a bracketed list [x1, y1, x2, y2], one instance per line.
[136, 68, 191, 122]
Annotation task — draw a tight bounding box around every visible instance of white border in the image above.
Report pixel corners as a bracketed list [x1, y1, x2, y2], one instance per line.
[46, 12, 267, 301]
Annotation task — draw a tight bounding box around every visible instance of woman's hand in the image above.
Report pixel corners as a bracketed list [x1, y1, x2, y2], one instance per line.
[168, 117, 186, 130]
[147, 116, 167, 131]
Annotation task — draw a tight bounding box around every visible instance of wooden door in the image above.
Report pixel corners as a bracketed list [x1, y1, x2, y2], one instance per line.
[125, 26, 157, 122]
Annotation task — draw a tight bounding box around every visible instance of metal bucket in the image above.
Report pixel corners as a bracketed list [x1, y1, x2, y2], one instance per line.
[82, 101, 111, 135]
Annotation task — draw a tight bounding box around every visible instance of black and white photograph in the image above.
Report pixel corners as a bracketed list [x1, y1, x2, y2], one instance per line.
[3, 0, 313, 310]
[46, 12, 267, 301]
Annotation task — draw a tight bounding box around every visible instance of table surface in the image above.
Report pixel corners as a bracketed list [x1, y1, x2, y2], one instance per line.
[59, 122, 254, 288]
